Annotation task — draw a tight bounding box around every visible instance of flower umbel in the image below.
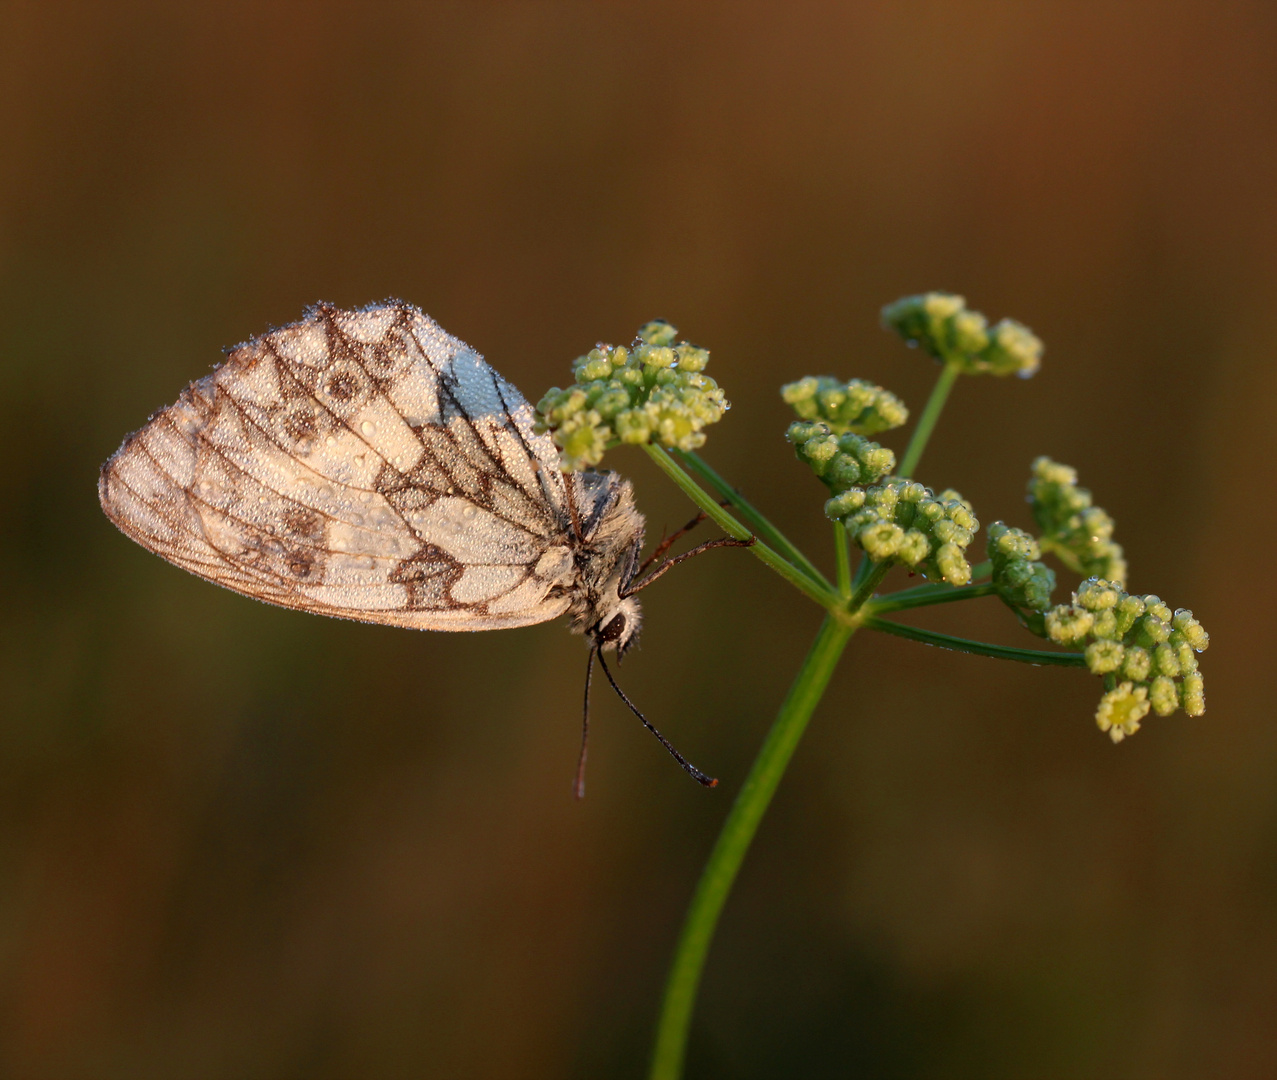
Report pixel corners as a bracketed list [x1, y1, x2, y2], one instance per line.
[1029, 457, 1127, 585]
[987, 522, 1056, 629]
[786, 422, 896, 492]
[881, 292, 1043, 377]
[1043, 577, 1210, 741]
[780, 376, 909, 435]
[535, 320, 728, 470]
[826, 479, 980, 585]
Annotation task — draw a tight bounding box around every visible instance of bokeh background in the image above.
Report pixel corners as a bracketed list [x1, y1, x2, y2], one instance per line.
[3, 3, 1275, 1077]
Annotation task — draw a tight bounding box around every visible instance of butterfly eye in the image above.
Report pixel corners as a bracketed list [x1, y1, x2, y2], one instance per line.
[599, 613, 627, 643]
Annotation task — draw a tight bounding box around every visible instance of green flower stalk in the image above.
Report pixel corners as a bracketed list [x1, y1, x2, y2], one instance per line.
[535, 320, 728, 470]
[1029, 457, 1128, 585]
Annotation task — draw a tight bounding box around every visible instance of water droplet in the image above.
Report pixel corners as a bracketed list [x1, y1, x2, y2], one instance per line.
[361, 420, 376, 437]
[326, 435, 337, 446]
[462, 506, 476, 519]
[319, 486, 334, 499]
[359, 491, 373, 504]
[350, 514, 364, 526]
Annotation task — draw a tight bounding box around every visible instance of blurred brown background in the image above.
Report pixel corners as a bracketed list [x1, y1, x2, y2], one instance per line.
[2, 3, 1274, 1077]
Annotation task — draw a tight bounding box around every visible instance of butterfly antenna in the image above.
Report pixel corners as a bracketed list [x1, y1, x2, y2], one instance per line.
[596, 650, 718, 788]
[575, 647, 595, 800]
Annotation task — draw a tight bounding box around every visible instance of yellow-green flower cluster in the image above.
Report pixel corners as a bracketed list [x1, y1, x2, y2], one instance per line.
[786, 421, 895, 492]
[1042, 577, 1209, 742]
[987, 522, 1056, 620]
[1029, 457, 1127, 586]
[825, 480, 980, 585]
[535, 320, 728, 470]
[780, 376, 909, 435]
[881, 292, 1042, 378]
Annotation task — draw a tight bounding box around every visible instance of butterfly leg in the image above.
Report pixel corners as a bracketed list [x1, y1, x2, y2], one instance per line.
[636, 511, 707, 577]
[634, 498, 736, 577]
[622, 533, 756, 598]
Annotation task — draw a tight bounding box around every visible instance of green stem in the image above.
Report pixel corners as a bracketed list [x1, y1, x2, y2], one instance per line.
[833, 523, 851, 599]
[898, 360, 961, 479]
[850, 550, 875, 593]
[649, 615, 856, 1080]
[866, 581, 998, 614]
[675, 449, 830, 590]
[847, 561, 894, 614]
[862, 615, 1087, 666]
[644, 444, 840, 611]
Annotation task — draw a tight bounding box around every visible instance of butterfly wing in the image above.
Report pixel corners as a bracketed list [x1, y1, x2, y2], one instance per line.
[99, 301, 579, 631]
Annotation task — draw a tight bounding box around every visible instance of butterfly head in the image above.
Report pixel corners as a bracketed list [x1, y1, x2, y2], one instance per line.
[590, 596, 642, 658]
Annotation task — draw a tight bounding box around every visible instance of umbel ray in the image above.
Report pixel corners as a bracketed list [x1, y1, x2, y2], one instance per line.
[98, 300, 752, 795]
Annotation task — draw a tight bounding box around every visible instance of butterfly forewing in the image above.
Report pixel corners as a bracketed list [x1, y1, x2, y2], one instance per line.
[99, 301, 581, 630]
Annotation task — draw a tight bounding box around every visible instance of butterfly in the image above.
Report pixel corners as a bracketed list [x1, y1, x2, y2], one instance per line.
[99, 301, 749, 794]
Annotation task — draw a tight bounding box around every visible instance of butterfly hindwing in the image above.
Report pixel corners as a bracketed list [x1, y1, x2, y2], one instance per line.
[99, 301, 581, 630]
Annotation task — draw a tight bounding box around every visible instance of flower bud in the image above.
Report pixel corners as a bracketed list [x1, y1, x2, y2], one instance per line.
[1045, 605, 1095, 645]
[638, 320, 678, 347]
[1085, 639, 1125, 674]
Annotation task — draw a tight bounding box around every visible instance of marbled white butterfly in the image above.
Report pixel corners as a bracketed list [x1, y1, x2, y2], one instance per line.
[99, 301, 747, 792]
